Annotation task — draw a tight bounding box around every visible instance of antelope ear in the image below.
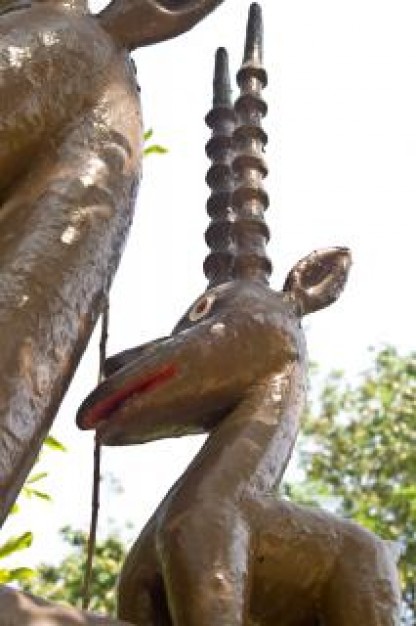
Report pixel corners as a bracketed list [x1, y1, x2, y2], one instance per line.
[97, 0, 225, 51]
[283, 247, 352, 315]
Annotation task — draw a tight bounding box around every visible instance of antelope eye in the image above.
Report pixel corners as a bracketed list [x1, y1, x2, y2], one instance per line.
[188, 294, 216, 322]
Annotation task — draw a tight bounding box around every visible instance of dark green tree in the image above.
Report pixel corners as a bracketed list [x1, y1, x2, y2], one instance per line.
[21, 526, 127, 616]
[287, 346, 416, 619]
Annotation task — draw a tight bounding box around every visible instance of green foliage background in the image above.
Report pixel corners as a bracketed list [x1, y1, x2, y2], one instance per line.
[0, 435, 66, 585]
[21, 527, 126, 616]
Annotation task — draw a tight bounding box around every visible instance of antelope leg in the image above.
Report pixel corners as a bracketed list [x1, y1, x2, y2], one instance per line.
[321, 521, 401, 626]
[118, 516, 172, 626]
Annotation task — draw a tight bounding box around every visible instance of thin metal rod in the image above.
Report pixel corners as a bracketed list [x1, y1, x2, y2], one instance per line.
[81, 297, 109, 609]
[81, 434, 101, 610]
[98, 301, 109, 384]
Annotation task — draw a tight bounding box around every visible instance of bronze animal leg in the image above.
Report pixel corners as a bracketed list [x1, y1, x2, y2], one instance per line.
[154, 369, 302, 626]
[321, 519, 401, 625]
[118, 516, 172, 626]
[158, 499, 250, 626]
[0, 584, 133, 625]
[250, 497, 400, 625]
[0, 54, 142, 524]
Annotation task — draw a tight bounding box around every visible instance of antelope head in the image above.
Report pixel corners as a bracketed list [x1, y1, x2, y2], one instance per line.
[77, 4, 351, 446]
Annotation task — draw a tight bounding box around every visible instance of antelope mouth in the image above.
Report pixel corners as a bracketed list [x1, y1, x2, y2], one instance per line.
[77, 363, 178, 430]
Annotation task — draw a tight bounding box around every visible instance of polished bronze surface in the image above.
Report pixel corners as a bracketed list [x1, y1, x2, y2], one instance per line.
[204, 5, 271, 289]
[98, 0, 226, 51]
[75, 5, 401, 624]
[204, 46, 236, 288]
[83, 248, 402, 625]
[0, 585, 133, 625]
[0, 0, 226, 524]
[0, 0, 401, 623]
[232, 2, 271, 284]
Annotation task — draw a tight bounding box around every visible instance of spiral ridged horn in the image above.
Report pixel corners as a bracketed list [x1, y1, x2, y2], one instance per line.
[204, 47, 237, 288]
[203, 3, 271, 289]
[232, 2, 271, 284]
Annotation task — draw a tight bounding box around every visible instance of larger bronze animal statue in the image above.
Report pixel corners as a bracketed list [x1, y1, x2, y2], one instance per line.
[0, 0, 225, 525]
[77, 5, 400, 625]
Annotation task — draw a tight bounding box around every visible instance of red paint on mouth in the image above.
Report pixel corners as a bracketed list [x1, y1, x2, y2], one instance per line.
[80, 363, 177, 430]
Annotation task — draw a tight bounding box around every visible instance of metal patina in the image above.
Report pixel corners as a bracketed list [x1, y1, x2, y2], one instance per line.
[79, 5, 400, 625]
[0, 0, 226, 525]
[0, 3, 401, 625]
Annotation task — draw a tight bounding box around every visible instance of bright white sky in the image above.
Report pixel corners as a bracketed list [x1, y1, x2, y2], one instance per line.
[4, 0, 416, 568]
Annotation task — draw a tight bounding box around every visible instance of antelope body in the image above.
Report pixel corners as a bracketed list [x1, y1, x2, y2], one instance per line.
[78, 257, 400, 626]
[76, 7, 401, 625]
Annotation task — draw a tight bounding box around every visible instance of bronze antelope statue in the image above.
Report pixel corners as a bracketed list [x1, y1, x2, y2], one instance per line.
[77, 5, 401, 625]
[0, 0, 226, 524]
[0, 4, 401, 625]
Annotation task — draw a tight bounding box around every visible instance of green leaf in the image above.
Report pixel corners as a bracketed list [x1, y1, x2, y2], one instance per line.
[143, 128, 168, 158]
[22, 485, 52, 501]
[5, 567, 35, 582]
[26, 472, 48, 485]
[44, 435, 66, 452]
[0, 569, 12, 583]
[0, 532, 33, 559]
[144, 144, 168, 157]
[31, 490, 52, 501]
[9, 502, 19, 515]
